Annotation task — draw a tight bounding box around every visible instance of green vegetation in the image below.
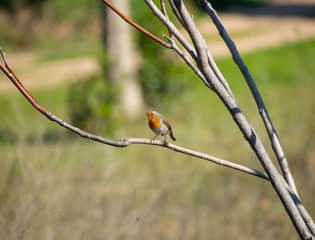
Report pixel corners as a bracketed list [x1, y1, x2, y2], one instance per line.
[132, 1, 195, 109]
[0, 0, 100, 56]
[1, 37, 314, 239]
[67, 74, 119, 135]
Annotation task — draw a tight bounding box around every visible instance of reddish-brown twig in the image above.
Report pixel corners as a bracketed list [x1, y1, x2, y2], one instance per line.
[101, 0, 171, 48]
[0, 49, 46, 115]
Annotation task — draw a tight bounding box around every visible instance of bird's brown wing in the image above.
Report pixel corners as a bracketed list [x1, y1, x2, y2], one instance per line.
[162, 117, 176, 141]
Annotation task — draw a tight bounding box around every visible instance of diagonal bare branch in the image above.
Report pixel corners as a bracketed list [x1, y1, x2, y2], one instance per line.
[163, 35, 212, 89]
[168, 0, 186, 28]
[196, 0, 299, 196]
[144, 0, 198, 63]
[172, 1, 311, 238]
[146, 0, 237, 102]
[260, 108, 299, 197]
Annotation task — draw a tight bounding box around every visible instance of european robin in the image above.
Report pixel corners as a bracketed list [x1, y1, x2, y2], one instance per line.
[146, 111, 176, 142]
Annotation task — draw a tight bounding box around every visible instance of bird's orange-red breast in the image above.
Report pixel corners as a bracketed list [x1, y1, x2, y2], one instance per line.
[146, 111, 176, 141]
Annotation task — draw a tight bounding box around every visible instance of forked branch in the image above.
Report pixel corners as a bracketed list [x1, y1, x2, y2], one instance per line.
[97, 1, 314, 238]
[1, 0, 314, 238]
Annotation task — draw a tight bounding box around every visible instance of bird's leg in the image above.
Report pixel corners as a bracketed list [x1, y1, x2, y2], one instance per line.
[150, 134, 158, 143]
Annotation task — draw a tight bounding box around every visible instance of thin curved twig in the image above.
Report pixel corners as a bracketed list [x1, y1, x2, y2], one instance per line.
[0, 48, 268, 181]
[160, 0, 173, 37]
[101, 0, 171, 48]
[0, 48, 46, 115]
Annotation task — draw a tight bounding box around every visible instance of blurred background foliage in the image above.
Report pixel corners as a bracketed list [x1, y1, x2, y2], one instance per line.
[67, 74, 118, 134]
[0, 0, 269, 133]
[0, 0, 314, 239]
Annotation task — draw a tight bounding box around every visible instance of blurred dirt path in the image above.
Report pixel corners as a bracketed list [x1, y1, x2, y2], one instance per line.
[202, 0, 315, 57]
[0, 54, 100, 92]
[0, 0, 314, 92]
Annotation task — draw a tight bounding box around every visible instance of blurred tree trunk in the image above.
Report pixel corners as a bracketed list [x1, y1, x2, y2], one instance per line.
[101, 0, 144, 119]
